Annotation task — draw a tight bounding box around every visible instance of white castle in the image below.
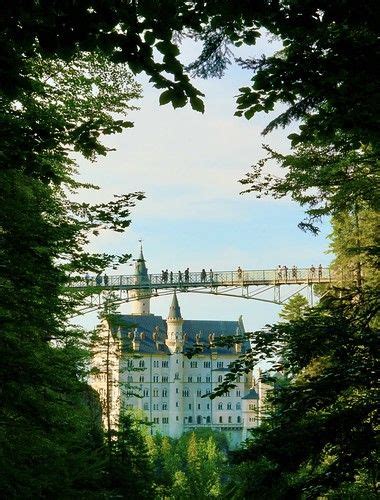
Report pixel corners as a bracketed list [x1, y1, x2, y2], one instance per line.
[90, 248, 269, 446]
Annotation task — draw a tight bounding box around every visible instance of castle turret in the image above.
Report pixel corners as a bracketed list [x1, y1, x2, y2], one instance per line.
[130, 245, 151, 315]
[165, 291, 184, 352]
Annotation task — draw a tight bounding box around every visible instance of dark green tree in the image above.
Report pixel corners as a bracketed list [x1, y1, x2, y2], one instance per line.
[279, 294, 309, 322]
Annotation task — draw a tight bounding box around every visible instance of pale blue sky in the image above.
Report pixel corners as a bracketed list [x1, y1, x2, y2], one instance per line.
[75, 37, 331, 331]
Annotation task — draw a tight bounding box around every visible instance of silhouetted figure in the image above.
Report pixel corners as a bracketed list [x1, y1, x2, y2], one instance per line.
[237, 266, 243, 279]
[161, 270, 165, 282]
[178, 271, 182, 282]
[184, 268, 189, 282]
[310, 265, 316, 279]
[85, 273, 90, 286]
[209, 269, 213, 281]
[292, 265, 297, 279]
[95, 274, 102, 286]
[277, 265, 282, 279]
[170, 271, 173, 283]
[201, 269, 206, 282]
[318, 264, 323, 279]
[104, 274, 109, 286]
[283, 265, 288, 281]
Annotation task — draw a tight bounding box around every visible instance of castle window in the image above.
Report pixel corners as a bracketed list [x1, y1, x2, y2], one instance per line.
[197, 415, 202, 424]
[174, 372, 179, 380]
[153, 375, 159, 383]
[143, 403, 149, 410]
[217, 375, 223, 383]
[139, 375, 144, 383]
[162, 376, 168, 383]
[249, 404, 256, 411]
[206, 376, 211, 383]
[228, 416, 232, 423]
[217, 361, 223, 368]
[176, 388, 179, 394]
[190, 361, 197, 368]
[196, 390, 202, 397]
[197, 404, 201, 410]
[176, 416, 179, 421]
[126, 359, 134, 368]
[236, 402, 241, 410]
[236, 376, 241, 383]
[206, 416, 211, 423]
[237, 416, 241, 423]
[162, 389, 168, 397]
[176, 402, 179, 407]
[218, 403, 223, 410]
[188, 376, 192, 383]
[153, 389, 159, 397]
[139, 360, 145, 368]
[162, 403, 168, 410]
[188, 404, 192, 410]
[207, 403, 210, 410]
[183, 389, 189, 397]
[204, 361, 211, 368]
[153, 417, 159, 424]
[153, 360, 159, 368]
[162, 417, 169, 424]
[162, 360, 169, 368]
[227, 403, 232, 410]
[188, 416, 193, 423]
[236, 390, 241, 397]
[127, 375, 133, 383]
[219, 416, 223, 423]
[143, 389, 149, 397]
[197, 376, 202, 383]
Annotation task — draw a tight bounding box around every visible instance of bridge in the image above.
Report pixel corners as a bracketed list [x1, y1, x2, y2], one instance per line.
[69, 267, 351, 316]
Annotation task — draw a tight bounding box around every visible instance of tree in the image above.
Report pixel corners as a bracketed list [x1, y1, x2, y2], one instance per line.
[229, 290, 379, 499]
[279, 294, 309, 322]
[0, 51, 143, 497]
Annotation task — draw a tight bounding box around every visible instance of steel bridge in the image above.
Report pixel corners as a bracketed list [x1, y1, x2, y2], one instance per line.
[69, 267, 351, 317]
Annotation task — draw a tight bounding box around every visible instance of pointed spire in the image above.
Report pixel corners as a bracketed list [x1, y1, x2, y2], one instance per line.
[134, 243, 148, 282]
[168, 290, 182, 319]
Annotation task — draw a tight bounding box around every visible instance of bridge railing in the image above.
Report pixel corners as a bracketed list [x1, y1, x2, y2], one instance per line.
[68, 267, 356, 289]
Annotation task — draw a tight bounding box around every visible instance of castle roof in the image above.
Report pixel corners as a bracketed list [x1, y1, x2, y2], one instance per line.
[242, 388, 259, 400]
[109, 314, 247, 355]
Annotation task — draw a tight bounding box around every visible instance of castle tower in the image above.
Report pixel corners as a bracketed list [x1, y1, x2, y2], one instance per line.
[165, 291, 184, 352]
[130, 245, 151, 315]
[166, 291, 185, 437]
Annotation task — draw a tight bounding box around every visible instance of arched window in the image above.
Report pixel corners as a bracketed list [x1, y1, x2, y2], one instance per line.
[219, 416, 223, 423]
[228, 416, 232, 423]
[206, 416, 211, 423]
[237, 416, 241, 423]
[218, 375, 223, 383]
[197, 415, 202, 424]
[188, 416, 193, 423]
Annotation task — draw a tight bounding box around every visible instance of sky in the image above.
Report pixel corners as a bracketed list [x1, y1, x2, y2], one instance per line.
[75, 36, 332, 332]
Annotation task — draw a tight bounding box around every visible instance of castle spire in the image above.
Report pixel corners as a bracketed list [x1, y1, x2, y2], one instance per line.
[168, 290, 182, 319]
[130, 243, 151, 315]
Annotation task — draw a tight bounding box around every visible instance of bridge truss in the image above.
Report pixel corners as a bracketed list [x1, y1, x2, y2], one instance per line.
[69, 267, 351, 317]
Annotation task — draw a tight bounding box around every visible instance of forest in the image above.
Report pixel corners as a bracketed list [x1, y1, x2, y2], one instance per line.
[0, 1, 378, 498]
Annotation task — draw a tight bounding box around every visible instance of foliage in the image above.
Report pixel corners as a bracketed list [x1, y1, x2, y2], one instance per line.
[227, 289, 379, 499]
[106, 413, 154, 499]
[240, 143, 380, 233]
[279, 294, 309, 322]
[149, 430, 227, 499]
[0, 51, 143, 496]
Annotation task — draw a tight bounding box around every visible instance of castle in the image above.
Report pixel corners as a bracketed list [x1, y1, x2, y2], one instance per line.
[90, 248, 268, 446]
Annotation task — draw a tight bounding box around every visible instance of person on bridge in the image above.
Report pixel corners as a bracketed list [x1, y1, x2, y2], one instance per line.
[184, 268, 189, 282]
[201, 269, 206, 282]
[237, 266, 243, 280]
[95, 274, 102, 286]
[178, 271, 182, 282]
[318, 264, 323, 280]
[283, 265, 288, 282]
[310, 265, 316, 279]
[292, 265, 297, 279]
[104, 274, 109, 286]
[164, 269, 168, 283]
[209, 269, 213, 282]
[170, 271, 173, 283]
[85, 273, 90, 286]
[277, 265, 282, 279]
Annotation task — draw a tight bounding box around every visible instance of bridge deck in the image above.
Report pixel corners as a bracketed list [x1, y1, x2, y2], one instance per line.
[69, 267, 350, 291]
